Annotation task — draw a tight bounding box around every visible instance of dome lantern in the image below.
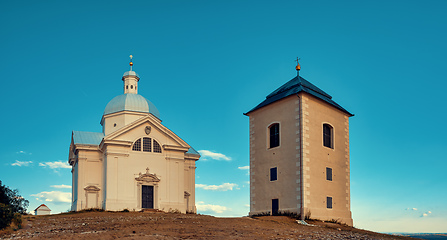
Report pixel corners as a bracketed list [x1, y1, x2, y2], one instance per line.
[122, 55, 140, 94]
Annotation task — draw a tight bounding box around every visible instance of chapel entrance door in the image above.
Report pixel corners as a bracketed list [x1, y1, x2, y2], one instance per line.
[142, 185, 154, 209]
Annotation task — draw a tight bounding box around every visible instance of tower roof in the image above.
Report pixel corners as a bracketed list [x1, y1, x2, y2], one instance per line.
[244, 76, 353, 116]
[104, 93, 160, 119]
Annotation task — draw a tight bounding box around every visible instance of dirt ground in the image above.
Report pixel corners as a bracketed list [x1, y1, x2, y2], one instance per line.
[0, 211, 416, 239]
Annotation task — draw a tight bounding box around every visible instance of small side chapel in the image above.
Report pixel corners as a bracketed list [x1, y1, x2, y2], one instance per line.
[68, 57, 200, 212]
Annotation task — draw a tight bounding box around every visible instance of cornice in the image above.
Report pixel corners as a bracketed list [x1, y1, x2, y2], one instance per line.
[163, 145, 189, 152]
[104, 150, 129, 157]
[165, 156, 185, 161]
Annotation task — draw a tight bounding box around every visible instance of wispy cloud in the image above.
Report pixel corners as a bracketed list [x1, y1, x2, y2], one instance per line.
[196, 183, 238, 191]
[196, 201, 229, 214]
[31, 191, 71, 203]
[51, 184, 71, 189]
[238, 166, 249, 175]
[11, 160, 33, 167]
[198, 150, 231, 161]
[39, 161, 71, 169]
[405, 207, 418, 211]
[421, 211, 432, 217]
[16, 150, 32, 155]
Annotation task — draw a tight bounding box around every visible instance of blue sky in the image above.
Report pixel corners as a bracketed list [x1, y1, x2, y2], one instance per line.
[1, 0, 446, 233]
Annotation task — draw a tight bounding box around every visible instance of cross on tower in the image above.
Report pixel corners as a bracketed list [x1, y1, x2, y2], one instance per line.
[295, 57, 301, 73]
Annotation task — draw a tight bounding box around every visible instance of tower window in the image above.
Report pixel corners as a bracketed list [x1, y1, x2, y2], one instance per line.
[270, 167, 277, 181]
[269, 123, 280, 148]
[327, 197, 333, 209]
[323, 124, 333, 148]
[131, 85, 133, 89]
[126, 85, 128, 89]
[326, 167, 332, 181]
[153, 140, 162, 153]
[143, 137, 152, 152]
[132, 138, 141, 151]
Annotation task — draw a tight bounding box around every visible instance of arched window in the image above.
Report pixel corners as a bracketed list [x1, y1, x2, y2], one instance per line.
[132, 137, 162, 153]
[323, 124, 333, 148]
[143, 137, 152, 152]
[132, 138, 141, 151]
[269, 123, 280, 148]
[153, 140, 162, 153]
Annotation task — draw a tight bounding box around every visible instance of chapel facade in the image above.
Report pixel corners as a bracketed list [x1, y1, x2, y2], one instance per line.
[68, 58, 200, 213]
[245, 62, 354, 225]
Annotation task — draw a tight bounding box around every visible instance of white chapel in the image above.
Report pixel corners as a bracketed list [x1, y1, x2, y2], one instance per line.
[68, 57, 200, 212]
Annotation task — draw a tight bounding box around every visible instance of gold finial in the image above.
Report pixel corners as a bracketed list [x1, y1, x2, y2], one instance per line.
[295, 57, 301, 72]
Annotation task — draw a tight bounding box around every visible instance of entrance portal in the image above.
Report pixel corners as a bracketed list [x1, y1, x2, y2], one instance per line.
[142, 185, 154, 209]
[272, 199, 279, 215]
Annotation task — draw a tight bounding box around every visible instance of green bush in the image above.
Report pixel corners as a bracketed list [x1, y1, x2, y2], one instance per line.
[0, 181, 29, 230]
[12, 213, 23, 229]
[0, 203, 14, 230]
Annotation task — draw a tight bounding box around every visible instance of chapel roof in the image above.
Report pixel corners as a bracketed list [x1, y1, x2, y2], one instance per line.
[186, 147, 200, 155]
[244, 75, 353, 116]
[103, 93, 160, 119]
[34, 204, 51, 211]
[72, 131, 104, 146]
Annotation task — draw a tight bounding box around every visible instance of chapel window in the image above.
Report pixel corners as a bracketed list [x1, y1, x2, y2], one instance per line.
[153, 140, 162, 153]
[132, 138, 141, 151]
[269, 123, 280, 148]
[132, 138, 162, 153]
[143, 137, 152, 152]
[323, 124, 333, 149]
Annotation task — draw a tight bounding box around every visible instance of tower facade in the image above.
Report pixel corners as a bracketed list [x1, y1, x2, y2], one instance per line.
[245, 68, 353, 226]
[69, 58, 200, 212]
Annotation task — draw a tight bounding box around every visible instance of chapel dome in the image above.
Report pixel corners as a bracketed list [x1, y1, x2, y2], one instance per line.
[103, 93, 160, 119]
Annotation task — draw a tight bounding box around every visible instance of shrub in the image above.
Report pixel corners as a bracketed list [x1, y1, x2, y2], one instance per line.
[0, 181, 29, 214]
[79, 208, 104, 213]
[250, 211, 271, 217]
[0, 181, 28, 230]
[0, 203, 14, 230]
[325, 218, 341, 224]
[12, 213, 22, 229]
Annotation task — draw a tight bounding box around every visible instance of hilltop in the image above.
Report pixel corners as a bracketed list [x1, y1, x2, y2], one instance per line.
[0, 211, 415, 239]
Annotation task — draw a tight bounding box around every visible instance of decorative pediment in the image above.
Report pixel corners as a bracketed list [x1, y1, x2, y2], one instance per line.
[135, 167, 160, 183]
[84, 185, 100, 192]
[105, 116, 188, 145]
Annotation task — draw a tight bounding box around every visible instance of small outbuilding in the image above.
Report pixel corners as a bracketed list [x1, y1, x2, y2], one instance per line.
[34, 204, 51, 215]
